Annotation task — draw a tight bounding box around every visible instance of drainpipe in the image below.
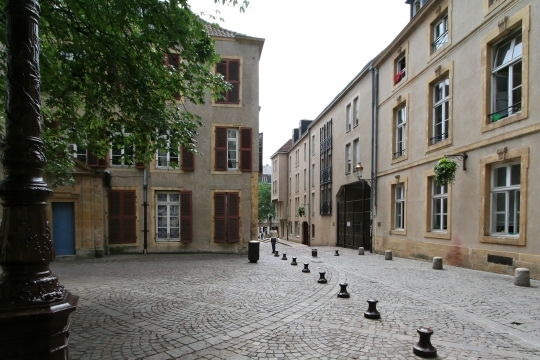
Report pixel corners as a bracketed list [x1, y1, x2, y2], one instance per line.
[143, 167, 148, 254]
[370, 64, 379, 253]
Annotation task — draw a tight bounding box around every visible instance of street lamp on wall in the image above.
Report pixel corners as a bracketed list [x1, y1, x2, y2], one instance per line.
[355, 162, 364, 180]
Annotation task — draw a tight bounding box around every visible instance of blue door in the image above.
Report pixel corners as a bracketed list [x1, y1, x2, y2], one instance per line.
[52, 202, 75, 256]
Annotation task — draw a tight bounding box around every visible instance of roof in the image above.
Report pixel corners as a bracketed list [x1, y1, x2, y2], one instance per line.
[205, 23, 241, 38]
[270, 139, 293, 159]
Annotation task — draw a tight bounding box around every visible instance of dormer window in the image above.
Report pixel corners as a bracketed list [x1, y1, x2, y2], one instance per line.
[412, 0, 429, 17]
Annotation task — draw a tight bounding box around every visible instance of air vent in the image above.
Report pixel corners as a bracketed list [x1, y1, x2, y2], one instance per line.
[487, 254, 513, 266]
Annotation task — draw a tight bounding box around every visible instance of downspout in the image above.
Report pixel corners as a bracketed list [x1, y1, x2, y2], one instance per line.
[143, 167, 148, 254]
[370, 64, 379, 253]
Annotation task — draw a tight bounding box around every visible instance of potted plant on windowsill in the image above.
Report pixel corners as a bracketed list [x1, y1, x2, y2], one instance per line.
[434, 157, 458, 186]
[297, 205, 306, 217]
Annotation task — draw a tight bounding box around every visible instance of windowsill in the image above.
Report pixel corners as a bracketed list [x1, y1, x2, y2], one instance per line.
[481, 112, 528, 133]
[154, 167, 184, 173]
[392, 77, 408, 92]
[480, 234, 525, 246]
[424, 231, 450, 240]
[391, 155, 408, 165]
[390, 229, 406, 236]
[211, 170, 243, 175]
[212, 102, 242, 108]
[484, 0, 508, 17]
[156, 240, 181, 243]
[426, 138, 452, 154]
[429, 42, 451, 62]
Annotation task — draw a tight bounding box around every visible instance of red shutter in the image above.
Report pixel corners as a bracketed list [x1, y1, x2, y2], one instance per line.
[180, 191, 192, 243]
[240, 127, 252, 172]
[214, 192, 226, 243]
[182, 146, 194, 171]
[227, 193, 240, 243]
[108, 190, 137, 244]
[215, 127, 228, 171]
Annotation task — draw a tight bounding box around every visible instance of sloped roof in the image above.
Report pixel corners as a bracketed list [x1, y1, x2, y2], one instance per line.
[205, 23, 242, 38]
[270, 139, 293, 159]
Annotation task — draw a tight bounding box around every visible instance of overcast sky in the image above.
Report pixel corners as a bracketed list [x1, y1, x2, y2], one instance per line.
[192, 0, 411, 167]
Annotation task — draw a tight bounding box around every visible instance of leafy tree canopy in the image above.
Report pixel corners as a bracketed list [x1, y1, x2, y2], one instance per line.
[258, 182, 274, 222]
[0, 0, 248, 187]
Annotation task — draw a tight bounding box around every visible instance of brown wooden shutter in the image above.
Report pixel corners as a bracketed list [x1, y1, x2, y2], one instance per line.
[227, 193, 240, 243]
[228, 60, 240, 103]
[87, 150, 108, 168]
[182, 146, 194, 171]
[240, 127, 252, 172]
[180, 191, 192, 243]
[108, 191, 122, 244]
[214, 192, 226, 243]
[215, 127, 228, 171]
[122, 191, 137, 243]
[216, 61, 227, 77]
[108, 190, 137, 244]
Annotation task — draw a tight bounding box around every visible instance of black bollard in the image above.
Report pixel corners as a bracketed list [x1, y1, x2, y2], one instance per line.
[364, 299, 380, 319]
[413, 327, 437, 358]
[318, 272, 327, 283]
[312, 249, 317, 257]
[291, 257, 298, 266]
[337, 283, 350, 298]
[282, 253, 287, 260]
[274, 251, 279, 257]
[334, 250, 339, 256]
[248, 240, 260, 263]
[302, 263, 310, 273]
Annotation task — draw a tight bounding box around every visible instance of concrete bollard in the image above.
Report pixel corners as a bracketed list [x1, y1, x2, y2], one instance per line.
[385, 250, 393, 260]
[358, 247, 365, 255]
[432, 257, 443, 270]
[514, 268, 530, 287]
[312, 249, 318, 257]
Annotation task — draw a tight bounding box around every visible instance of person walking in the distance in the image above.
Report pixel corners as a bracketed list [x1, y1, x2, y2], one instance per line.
[267, 228, 278, 254]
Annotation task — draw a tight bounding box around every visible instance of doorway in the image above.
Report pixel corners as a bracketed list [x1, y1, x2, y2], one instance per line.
[302, 221, 310, 246]
[336, 181, 371, 250]
[52, 202, 75, 255]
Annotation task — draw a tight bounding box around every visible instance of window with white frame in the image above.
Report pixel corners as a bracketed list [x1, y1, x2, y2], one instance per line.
[295, 221, 300, 237]
[71, 144, 88, 163]
[111, 124, 134, 166]
[432, 15, 448, 52]
[412, 0, 428, 17]
[312, 164, 315, 187]
[353, 139, 359, 171]
[490, 31, 522, 122]
[345, 143, 351, 174]
[395, 106, 406, 158]
[312, 135, 315, 156]
[304, 169, 306, 189]
[312, 193, 315, 215]
[395, 55, 406, 85]
[304, 142, 307, 161]
[156, 132, 179, 169]
[353, 97, 359, 127]
[432, 78, 450, 145]
[226, 129, 239, 170]
[289, 221, 292, 235]
[156, 192, 180, 241]
[431, 182, 448, 231]
[491, 163, 520, 235]
[394, 184, 405, 230]
[346, 103, 352, 132]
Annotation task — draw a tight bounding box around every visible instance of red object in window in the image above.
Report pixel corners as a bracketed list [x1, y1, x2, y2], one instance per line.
[394, 69, 406, 84]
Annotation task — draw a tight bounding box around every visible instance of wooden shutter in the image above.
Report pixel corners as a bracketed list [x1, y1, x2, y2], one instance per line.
[88, 150, 108, 168]
[215, 127, 228, 171]
[227, 193, 240, 243]
[180, 191, 192, 243]
[240, 127, 252, 172]
[182, 146, 194, 171]
[108, 190, 137, 244]
[216, 61, 227, 77]
[228, 60, 240, 103]
[214, 192, 226, 243]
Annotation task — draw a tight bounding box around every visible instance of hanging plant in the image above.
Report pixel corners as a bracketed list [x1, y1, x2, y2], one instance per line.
[297, 205, 306, 217]
[433, 157, 458, 186]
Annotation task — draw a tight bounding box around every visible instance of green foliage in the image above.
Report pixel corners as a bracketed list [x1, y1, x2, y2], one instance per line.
[297, 205, 305, 217]
[433, 157, 458, 186]
[258, 183, 275, 221]
[0, 0, 248, 186]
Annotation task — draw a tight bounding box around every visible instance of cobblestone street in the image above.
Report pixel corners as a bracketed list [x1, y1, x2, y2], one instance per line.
[53, 240, 540, 360]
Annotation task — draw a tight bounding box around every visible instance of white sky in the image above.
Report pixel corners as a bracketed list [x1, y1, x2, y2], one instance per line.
[192, 0, 411, 166]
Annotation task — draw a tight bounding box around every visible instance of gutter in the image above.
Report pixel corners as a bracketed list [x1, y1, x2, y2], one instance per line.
[370, 65, 379, 253]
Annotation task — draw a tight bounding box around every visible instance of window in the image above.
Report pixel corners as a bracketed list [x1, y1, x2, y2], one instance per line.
[304, 142, 307, 161]
[304, 169, 306, 190]
[346, 104, 352, 132]
[216, 59, 240, 104]
[214, 192, 239, 243]
[156, 192, 180, 241]
[490, 32, 522, 123]
[353, 139, 359, 171]
[312, 135, 315, 156]
[320, 120, 332, 215]
[108, 190, 137, 244]
[289, 222, 292, 235]
[71, 143, 108, 168]
[272, 159, 277, 172]
[432, 78, 450, 144]
[156, 132, 180, 169]
[482, 6, 529, 131]
[431, 182, 448, 232]
[412, 0, 428, 17]
[296, 149, 299, 168]
[491, 163, 520, 235]
[110, 124, 134, 166]
[215, 127, 252, 172]
[295, 197, 299, 217]
[289, 156, 291, 172]
[353, 97, 359, 127]
[312, 164, 315, 187]
[165, 53, 181, 100]
[394, 185, 405, 230]
[395, 106, 406, 159]
[432, 15, 448, 52]
[345, 143, 351, 174]
[312, 193, 315, 215]
[295, 221, 300, 237]
[395, 54, 406, 85]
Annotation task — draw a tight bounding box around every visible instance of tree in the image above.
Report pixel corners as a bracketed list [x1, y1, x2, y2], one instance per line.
[0, 0, 249, 187]
[258, 183, 275, 225]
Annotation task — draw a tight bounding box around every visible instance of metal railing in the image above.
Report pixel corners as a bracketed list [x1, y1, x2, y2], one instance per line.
[489, 102, 522, 123]
[430, 132, 448, 145]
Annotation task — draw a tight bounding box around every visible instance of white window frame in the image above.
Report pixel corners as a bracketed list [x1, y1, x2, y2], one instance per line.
[490, 32, 522, 123]
[156, 132, 180, 169]
[295, 221, 300, 237]
[346, 103, 352, 132]
[394, 185, 405, 230]
[353, 97, 359, 127]
[110, 125, 134, 166]
[71, 144, 88, 163]
[490, 163, 521, 236]
[352, 139, 359, 171]
[432, 15, 448, 52]
[227, 128, 239, 171]
[345, 143, 351, 174]
[431, 182, 448, 232]
[432, 78, 450, 145]
[395, 106, 406, 158]
[156, 192, 180, 242]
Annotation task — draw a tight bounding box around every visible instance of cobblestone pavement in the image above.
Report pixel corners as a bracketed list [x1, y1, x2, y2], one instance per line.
[52, 240, 540, 360]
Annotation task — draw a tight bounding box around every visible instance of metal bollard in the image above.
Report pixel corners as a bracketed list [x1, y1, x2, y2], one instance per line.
[248, 240, 260, 263]
[274, 251, 279, 257]
[364, 299, 380, 319]
[291, 257, 298, 266]
[281, 253, 287, 260]
[337, 283, 350, 298]
[413, 327, 437, 358]
[302, 263, 310, 273]
[312, 249, 317, 257]
[318, 272, 327, 284]
[334, 250, 339, 256]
